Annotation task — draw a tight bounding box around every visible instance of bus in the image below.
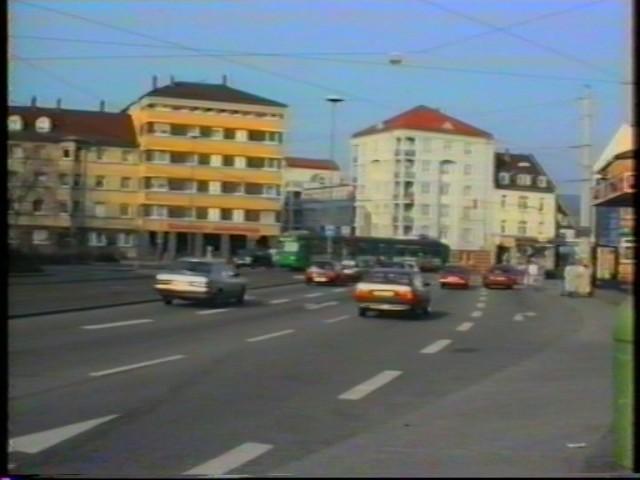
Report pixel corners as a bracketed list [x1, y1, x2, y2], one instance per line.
[275, 231, 450, 270]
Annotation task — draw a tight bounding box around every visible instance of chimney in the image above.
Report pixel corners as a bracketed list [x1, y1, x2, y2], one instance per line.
[56, 98, 62, 109]
[222, 74, 228, 85]
[31, 96, 37, 107]
[152, 75, 158, 89]
[99, 100, 106, 111]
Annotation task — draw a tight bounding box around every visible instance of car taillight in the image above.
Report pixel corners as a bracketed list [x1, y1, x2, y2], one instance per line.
[398, 288, 416, 303]
[354, 286, 369, 300]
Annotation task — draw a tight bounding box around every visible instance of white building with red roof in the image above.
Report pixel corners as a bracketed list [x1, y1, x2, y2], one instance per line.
[350, 105, 496, 270]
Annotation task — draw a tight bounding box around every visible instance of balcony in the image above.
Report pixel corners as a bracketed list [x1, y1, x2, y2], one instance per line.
[394, 148, 416, 157]
[592, 172, 635, 207]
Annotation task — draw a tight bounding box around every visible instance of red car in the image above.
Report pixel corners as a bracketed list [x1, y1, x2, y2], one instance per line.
[483, 265, 518, 289]
[304, 261, 347, 285]
[439, 265, 471, 289]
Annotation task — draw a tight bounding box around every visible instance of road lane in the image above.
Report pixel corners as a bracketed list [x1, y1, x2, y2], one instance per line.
[10, 282, 585, 477]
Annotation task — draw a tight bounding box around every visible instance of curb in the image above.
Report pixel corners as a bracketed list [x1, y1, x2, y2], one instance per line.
[8, 279, 301, 319]
[9, 274, 154, 286]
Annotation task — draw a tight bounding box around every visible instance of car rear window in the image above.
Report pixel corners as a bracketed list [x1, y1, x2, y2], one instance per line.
[443, 266, 468, 274]
[490, 266, 512, 274]
[311, 261, 335, 270]
[364, 271, 412, 285]
[173, 260, 213, 274]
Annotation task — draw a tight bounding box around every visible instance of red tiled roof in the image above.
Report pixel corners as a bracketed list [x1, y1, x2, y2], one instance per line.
[285, 157, 340, 171]
[8, 106, 137, 147]
[352, 105, 493, 139]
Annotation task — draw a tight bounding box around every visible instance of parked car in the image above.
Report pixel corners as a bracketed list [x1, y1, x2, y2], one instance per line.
[439, 265, 472, 289]
[353, 268, 431, 318]
[482, 264, 519, 289]
[154, 258, 247, 305]
[233, 249, 273, 269]
[304, 260, 347, 285]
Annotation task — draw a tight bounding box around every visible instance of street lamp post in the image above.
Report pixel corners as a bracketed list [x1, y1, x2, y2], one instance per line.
[325, 95, 344, 258]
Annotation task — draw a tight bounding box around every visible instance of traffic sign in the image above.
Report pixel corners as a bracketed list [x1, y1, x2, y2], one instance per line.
[340, 225, 351, 236]
[325, 225, 336, 237]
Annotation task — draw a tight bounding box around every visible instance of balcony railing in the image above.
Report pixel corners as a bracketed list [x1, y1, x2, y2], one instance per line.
[593, 171, 635, 203]
[394, 148, 416, 157]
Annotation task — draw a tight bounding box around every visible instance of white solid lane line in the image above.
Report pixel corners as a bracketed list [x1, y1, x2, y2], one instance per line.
[338, 370, 403, 400]
[81, 319, 154, 330]
[10, 415, 119, 453]
[513, 313, 525, 321]
[470, 310, 483, 318]
[89, 355, 185, 377]
[305, 301, 338, 310]
[456, 322, 474, 331]
[269, 298, 291, 305]
[196, 308, 230, 315]
[304, 292, 324, 298]
[246, 329, 295, 343]
[420, 339, 452, 354]
[183, 442, 273, 476]
[324, 315, 350, 324]
[476, 302, 486, 309]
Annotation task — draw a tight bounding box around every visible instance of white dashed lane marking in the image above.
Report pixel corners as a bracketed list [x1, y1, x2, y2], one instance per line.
[470, 310, 483, 318]
[525, 312, 537, 317]
[420, 339, 452, 354]
[476, 302, 486, 309]
[89, 355, 185, 377]
[81, 319, 154, 329]
[183, 442, 273, 476]
[456, 322, 474, 331]
[513, 313, 525, 322]
[332, 287, 347, 292]
[196, 308, 230, 315]
[305, 301, 338, 310]
[269, 298, 291, 305]
[324, 315, 350, 324]
[338, 370, 403, 400]
[246, 330, 295, 343]
[304, 292, 324, 298]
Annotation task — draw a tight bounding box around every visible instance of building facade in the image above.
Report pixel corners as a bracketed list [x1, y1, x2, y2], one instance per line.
[288, 184, 355, 234]
[282, 157, 342, 192]
[8, 102, 141, 258]
[490, 151, 557, 270]
[8, 79, 288, 260]
[351, 105, 496, 270]
[123, 80, 287, 259]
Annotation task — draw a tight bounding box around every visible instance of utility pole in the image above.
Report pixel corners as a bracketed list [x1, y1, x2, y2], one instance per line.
[578, 85, 594, 229]
[325, 95, 344, 258]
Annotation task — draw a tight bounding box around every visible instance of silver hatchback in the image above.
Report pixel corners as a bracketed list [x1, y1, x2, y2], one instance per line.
[154, 258, 247, 305]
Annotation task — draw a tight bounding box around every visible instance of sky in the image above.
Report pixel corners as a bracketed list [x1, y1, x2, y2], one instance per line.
[8, 0, 631, 194]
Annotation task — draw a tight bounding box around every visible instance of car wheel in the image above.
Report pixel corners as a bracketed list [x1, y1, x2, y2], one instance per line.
[358, 307, 368, 317]
[162, 297, 173, 305]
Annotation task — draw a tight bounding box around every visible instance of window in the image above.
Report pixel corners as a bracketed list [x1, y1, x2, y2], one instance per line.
[498, 172, 510, 185]
[222, 155, 235, 167]
[73, 174, 82, 187]
[265, 131, 282, 144]
[516, 174, 532, 186]
[10, 145, 24, 158]
[537, 176, 548, 187]
[245, 210, 260, 222]
[421, 138, 432, 152]
[32, 229, 50, 244]
[148, 177, 168, 191]
[235, 129, 248, 141]
[34, 171, 48, 183]
[72, 201, 81, 214]
[32, 199, 44, 213]
[94, 203, 106, 217]
[500, 220, 507, 234]
[421, 204, 430, 216]
[62, 148, 73, 160]
[121, 177, 132, 190]
[462, 206, 472, 219]
[471, 199, 478, 209]
[422, 160, 431, 172]
[439, 183, 450, 195]
[440, 205, 450, 217]
[220, 208, 233, 221]
[538, 198, 544, 211]
[8, 115, 23, 131]
[187, 125, 201, 138]
[58, 201, 69, 214]
[94, 176, 105, 189]
[152, 123, 171, 136]
[35, 116, 52, 133]
[209, 128, 224, 140]
[122, 150, 135, 163]
[420, 182, 430, 194]
[119, 204, 132, 218]
[147, 205, 167, 218]
[538, 221, 545, 234]
[149, 151, 170, 164]
[265, 158, 280, 170]
[88, 231, 108, 246]
[462, 228, 472, 242]
[518, 196, 528, 210]
[117, 232, 135, 247]
[464, 164, 472, 175]
[501, 195, 507, 208]
[59, 174, 70, 187]
[439, 226, 448, 240]
[439, 162, 453, 174]
[463, 185, 472, 196]
[95, 147, 105, 160]
[464, 143, 472, 154]
[443, 141, 452, 151]
[518, 221, 527, 236]
[264, 185, 279, 196]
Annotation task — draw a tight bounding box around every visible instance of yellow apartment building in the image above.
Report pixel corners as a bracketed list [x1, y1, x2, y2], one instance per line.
[126, 79, 288, 259]
[8, 101, 141, 258]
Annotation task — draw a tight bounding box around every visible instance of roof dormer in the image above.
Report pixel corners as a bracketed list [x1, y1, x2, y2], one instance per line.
[35, 116, 52, 133]
[8, 114, 23, 131]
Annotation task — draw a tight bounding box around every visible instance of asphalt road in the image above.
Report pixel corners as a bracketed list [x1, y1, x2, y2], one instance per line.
[8, 275, 623, 477]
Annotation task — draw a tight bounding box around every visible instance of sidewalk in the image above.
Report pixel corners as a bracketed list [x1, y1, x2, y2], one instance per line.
[8, 266, 301, 318]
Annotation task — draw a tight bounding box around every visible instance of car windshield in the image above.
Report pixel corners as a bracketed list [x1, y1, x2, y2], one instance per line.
[172, 260, 213, 274]
[365, 271, 412, 285]
[311, 262, 335, 270]
[443, 266, 468, 274]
